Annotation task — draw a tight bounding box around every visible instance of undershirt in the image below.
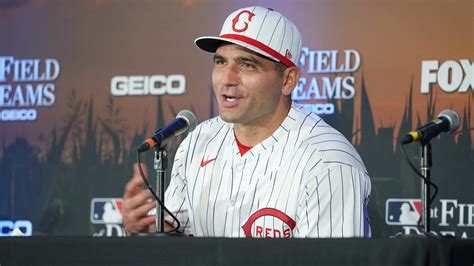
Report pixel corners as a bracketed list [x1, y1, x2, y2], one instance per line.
[234, 132, 253, 156]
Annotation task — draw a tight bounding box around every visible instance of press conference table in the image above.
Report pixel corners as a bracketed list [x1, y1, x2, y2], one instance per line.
[1, 236, 473, 266]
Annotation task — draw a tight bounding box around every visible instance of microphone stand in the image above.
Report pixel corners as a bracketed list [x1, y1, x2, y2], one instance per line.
[420, 142, 432, 233]
[136, 145, 182, 237]
[154, 146, 168, 235]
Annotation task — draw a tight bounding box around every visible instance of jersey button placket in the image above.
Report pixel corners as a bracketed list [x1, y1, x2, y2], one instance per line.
[231, 158, 243, 207]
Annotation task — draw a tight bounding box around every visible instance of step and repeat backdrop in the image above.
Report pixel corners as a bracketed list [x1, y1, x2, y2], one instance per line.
[0, 0, 472, 238]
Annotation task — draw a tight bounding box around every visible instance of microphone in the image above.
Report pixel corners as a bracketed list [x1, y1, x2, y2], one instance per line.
[138, 110, 198, 153]
[401, 109, 460, 145]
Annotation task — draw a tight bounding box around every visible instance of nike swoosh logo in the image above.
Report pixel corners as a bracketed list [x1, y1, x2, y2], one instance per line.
[200, 158, 216, 167]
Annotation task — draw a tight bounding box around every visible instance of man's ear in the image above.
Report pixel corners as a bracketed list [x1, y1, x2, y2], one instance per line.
[281, 67, 301, 96]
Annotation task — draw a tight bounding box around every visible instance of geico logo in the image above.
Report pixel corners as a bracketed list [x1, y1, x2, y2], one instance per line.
[313, 103, 335, 115]
[111, 75, 186, 96]
[300, 103, 335, 115]
[0, 220, 33, 236]
[1, 109, 37, 121]
[421, 59, 473, 93]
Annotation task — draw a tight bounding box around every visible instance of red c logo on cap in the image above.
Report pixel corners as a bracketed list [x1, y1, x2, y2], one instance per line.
[232, 10, 255, 33]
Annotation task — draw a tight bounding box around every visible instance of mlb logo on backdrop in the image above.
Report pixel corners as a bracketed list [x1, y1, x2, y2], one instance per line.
[90, 198, 123, 224]
[385, 199, 421, 225]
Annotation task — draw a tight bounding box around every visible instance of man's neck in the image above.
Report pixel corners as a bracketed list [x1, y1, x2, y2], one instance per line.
[233, 100, 292, 147]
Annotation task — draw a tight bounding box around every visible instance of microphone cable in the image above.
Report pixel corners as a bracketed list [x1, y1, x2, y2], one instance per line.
[137, 152, 183, 234]
[400, 142, 439, 232]
[400, 143, 439, 205]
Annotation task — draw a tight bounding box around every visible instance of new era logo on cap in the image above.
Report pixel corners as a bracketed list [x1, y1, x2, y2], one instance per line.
[195, 6, 302, 68]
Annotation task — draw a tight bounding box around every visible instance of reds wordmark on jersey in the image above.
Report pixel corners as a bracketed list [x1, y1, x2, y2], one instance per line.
[165, 103, 371, 238]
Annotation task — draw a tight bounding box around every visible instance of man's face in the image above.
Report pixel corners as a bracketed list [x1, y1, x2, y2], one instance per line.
[212, 44, 289, 127]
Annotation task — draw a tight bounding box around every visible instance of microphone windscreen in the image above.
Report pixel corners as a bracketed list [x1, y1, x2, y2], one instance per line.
[177, 110, 198, 133]
[438, 109, 460, 134]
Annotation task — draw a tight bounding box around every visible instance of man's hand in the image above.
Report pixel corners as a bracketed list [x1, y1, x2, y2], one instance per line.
[122, 163, 157, 236]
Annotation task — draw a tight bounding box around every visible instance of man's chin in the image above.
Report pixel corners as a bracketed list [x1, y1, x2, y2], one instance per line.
[219, 112, 241, 124]
[219, 115, 236, 123]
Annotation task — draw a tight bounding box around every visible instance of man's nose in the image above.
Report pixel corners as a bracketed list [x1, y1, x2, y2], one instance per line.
[221, 65, 240, 86]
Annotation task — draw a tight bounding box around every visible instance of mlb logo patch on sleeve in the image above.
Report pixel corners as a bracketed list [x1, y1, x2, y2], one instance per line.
[385, 199, 421, 225]
[90, 198, 123, 224]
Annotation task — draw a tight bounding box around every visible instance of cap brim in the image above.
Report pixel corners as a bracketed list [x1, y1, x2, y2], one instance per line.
[194, 36, 279, 63]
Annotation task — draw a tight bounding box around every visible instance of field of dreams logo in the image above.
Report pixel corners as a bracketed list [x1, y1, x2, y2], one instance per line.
[0, 56, 59, 121]
[293, 48, 361, 115]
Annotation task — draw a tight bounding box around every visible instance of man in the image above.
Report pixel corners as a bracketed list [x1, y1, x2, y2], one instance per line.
[123, 6, 371, 238]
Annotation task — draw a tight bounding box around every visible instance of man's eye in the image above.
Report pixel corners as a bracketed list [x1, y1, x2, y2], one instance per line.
[242, 62, 256, 69]
[214, 59, 225, 65]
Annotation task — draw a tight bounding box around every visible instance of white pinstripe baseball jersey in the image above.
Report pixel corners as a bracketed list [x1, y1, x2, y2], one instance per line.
[165, 102, 371, 238]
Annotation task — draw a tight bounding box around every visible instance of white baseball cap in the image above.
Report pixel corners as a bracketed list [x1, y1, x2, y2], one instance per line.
[195, 6, 302, 68]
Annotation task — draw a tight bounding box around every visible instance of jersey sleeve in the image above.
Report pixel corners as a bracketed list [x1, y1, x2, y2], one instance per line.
[164, 135, 192, 235]
[294, 163, 371, 238]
